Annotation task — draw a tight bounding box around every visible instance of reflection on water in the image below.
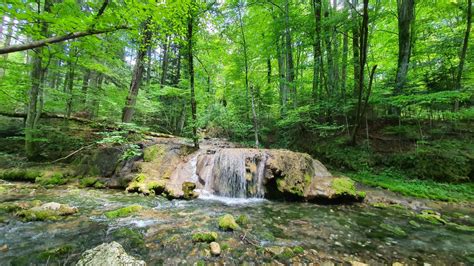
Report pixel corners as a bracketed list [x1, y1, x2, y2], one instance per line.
[0, 183, 473, 265]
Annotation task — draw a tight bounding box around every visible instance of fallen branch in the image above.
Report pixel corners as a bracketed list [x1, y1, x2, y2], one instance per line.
[49, 143, 96, 163]
[0, 25, 129, 54]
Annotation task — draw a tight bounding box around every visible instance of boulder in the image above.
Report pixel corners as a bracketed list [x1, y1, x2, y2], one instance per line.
[209, 242, 221, 256]
[17, 202, 78, 221]
[76, 242, 146, 266]
[218, 214, 239, 231]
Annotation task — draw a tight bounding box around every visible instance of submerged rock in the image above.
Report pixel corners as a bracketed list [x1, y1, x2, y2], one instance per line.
[104, 205, 143, 219]
[76, 241, 146, 266]
[218, 214, 239, 231]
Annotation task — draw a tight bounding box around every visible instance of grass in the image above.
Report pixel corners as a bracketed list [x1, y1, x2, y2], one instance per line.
[350, 170, 474, 202]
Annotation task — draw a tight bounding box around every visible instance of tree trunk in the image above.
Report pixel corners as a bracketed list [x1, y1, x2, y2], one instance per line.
[65, 50, 78, 118]
[0, 19, 14, 77]
[238, 2, 259, 148]
[81, 69, 91, 105]
[161, 35, 170, 86]
[285, 0, 296, 107]
[341, 0, 349, 102]
[312, 0, 322, 102]
[122, 20, 153, 123]
[25, 0, 51, 160]
[187, 7, 199, 149]
[351, 0, 360, 97]
[454, 0, 472, 111]
[277, 35, 287, 114]
[395, 0, 415, 94]
[350, 0, 370, 145]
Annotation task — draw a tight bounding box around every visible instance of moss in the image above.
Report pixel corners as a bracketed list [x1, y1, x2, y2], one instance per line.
[0, 169, 41, 182]
[113, 228, 144, 246]
[292, 246, 304, 255]
[104, 205, 143, 219]
[192, 232, 218, 243]
[416, 210, 447, 224]
[236, 214, 249, 226]
[276, 248, 295, 260]
[143, 145, 164, 162]
[332, 177, 366, 199]
[221, 243, 230, 251]
[35, 173, 67, 186]
[409, 220, 421, 228]
[17, 209, 60, 221]
[218, 214, 239, 231]
[379, 223, 407, 237]
[182, 182, 197, 200]
[79, 177, 99, 188]
[93, 181, 106, 189]
[146, 181, 166, 194]
[371, 202, 405, 210]
[39, 245, 73, 260]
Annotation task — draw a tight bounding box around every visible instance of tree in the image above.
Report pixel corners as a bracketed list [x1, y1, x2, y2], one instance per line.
[454, 0, 472, 111]
[187, 1, 199, 149]
[394, 0, 415, 95]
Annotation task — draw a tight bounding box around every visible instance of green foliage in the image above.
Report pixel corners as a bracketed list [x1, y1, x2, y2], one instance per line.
[121, 144, 142, 161]
[350, 170, 474, 202]
[35, 173, 67, 186]
[79, 177, 99, 188]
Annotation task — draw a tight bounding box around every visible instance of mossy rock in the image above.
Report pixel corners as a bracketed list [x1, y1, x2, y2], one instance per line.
[292, 246, 304, 255]
[143, 145, 165, 162]
[236, 214, 249, 226]
[192, 232, 218, 243]
[113, 228, 145, 247]
[104, 205, 143, 219]
[79, 177, 99, 188]
[39, 245, 73, 260]
[218, 214, 239, 231]
[182, 182, 198, 200]
[416, 210, 447, 224]
[379, 223, 407, 237]
[0, 169, 41, 182]
[17, 203, 78, 221]
[331, 177, 366, 200]
[35, 173, 68, 186]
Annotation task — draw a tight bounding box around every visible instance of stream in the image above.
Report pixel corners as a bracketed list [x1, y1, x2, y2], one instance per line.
[0, 182, 473, 265]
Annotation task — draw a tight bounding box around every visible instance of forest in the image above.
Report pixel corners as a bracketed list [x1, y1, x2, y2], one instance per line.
[0, 0, 473, 265]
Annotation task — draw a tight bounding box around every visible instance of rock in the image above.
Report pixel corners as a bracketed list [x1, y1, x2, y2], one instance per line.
[266, 246, 285, 256]
[16, 202, 78, 221]
[416, 210, 447, 224]
[104, 205, 143, 219]
[182, 182, 198, 200]
[192, 232, 218, 243]
[351, 261, 368, 266]
[76, 242, 146, 266]
[0, 244, 8, 252]
[218, 214, 239, 231]
[392, 263, 405, 266]
[209, 242, 221, 256]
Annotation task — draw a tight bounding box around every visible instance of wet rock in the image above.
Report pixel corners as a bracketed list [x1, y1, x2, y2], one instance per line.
[351, 261, 368, 266]
[104, 205, 143, 219]
[416, 210, 447, 224]
[16, 202, 78, 221]
[182, 182, 198, 200]
[209, 242, 221, 256]
[218, 214, 239, 231]
[76, 241, 146, 266]
[379, 223, 407, 237]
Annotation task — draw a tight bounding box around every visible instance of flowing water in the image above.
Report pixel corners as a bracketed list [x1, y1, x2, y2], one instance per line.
[1, 182, 473, 265]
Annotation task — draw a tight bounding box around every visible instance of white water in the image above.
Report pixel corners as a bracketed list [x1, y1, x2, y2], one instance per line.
[196, 189, 267, 205]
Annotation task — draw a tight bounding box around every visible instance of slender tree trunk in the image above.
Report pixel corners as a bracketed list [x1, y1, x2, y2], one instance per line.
[161, 35, 170, 86]
[81, 69, 91, 105]
[341, 0, 349, 102]
[277, 35, 287, 113]
[352, 0, 360, 97]
[65, 50, 78, 118]
[395, 0, 415, 95]
[238, 2, 259, 147]
[324, 9, 334, 98]
[146, 46, 152, 86]
[0, 19, 14, 77]
[187, 8, 199, 149]
[285, 0, 296, 107]
[454, 0, 472, 111]
[25, 0, 51, 159]
[312, 0, 322, 102]
[350, 0, 370, 145]
[122, 20, 152, 123]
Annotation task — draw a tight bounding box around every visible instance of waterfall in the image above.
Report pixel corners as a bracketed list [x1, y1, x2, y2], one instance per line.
[197, 149, 267, 199]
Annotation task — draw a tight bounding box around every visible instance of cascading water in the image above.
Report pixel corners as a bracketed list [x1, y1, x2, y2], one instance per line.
[195, 149, 267, 199]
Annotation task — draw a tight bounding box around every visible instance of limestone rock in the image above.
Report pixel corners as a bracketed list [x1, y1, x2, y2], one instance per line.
[76, 242, 146, 266]
[209, 242, 221, 256]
